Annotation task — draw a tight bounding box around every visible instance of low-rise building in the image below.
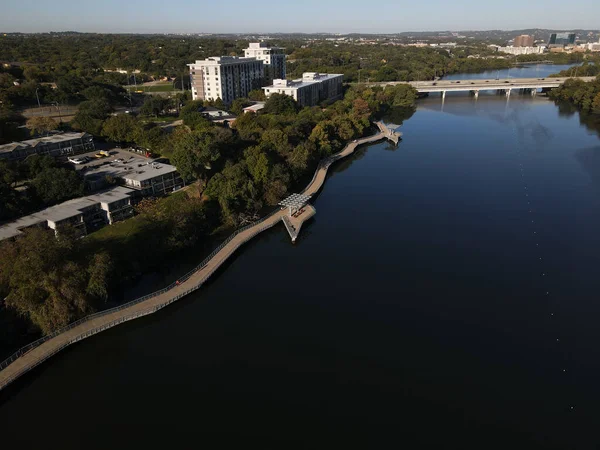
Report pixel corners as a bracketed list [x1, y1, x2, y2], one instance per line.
[0, 132, 95, 161]
[262, 72, 344, 107]
[0, 186, 134, 242]
[82, 155, 184, 196]
[243, 102, 265, 114]
[496, 46, 546, 55]
[199, 106, 236, 123]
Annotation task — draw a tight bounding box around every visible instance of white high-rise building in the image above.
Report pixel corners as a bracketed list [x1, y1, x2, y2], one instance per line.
[188, 57, 264, 104]
[244, 42, 286, 83]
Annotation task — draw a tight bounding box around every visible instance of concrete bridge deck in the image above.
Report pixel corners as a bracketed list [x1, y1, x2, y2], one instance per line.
[366, 76, 596, 98]
[0, 122, 399, 391]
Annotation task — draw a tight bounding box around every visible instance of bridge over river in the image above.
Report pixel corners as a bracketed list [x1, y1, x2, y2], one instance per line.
[368, 76, 596, 99]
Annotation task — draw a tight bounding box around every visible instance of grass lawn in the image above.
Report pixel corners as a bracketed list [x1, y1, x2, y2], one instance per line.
[87, 190, 190, 245]
[126, 83, 177, 93]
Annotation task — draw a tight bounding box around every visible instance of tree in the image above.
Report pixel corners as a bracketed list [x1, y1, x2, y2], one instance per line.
[261, 129, 291, 156]
[0, 228, 107, 334]
[0, 109, 27, 145]
[248, 89, 266, 101]
[133, 123, 167, 153]
[140, 96, 167, 117]
[263, 93, 299, 115]
[384, 84, 418, 108]
[26, 154, 56, 178]
[233, 111, 263, 142]
[30, 167, 84, 205]
[244, 146, 271, 185]
[352, 98, 372, 120]
[73, 98, 112, 135]
[86, 252, 112, 302]
[288, 141, 313, 173]
[26, 116, 58, 136]
[102, 114, 139, 143]
[204, 161, 259, 223]
[170, 129, 221, 182]
[593, 92, 600, 114]
[230, 98, 252, 115]
[82, 85, 115, 104]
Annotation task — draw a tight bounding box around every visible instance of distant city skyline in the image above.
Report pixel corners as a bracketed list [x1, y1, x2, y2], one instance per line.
[1, 0, 599, 34]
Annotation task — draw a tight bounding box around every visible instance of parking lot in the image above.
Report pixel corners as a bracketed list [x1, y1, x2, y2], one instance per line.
[70, 147, 154, 172]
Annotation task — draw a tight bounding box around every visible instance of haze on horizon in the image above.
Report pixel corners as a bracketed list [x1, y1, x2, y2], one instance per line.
[1, 0, 598, 34]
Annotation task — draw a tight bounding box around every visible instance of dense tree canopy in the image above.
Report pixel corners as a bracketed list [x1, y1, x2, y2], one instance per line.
[0, 227, 111, 334]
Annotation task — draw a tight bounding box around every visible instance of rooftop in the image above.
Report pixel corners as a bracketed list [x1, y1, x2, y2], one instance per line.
[245, 42, 284, 50]
[243, 102, 265, 113]
[188, 56, 260, 66]
[0, 186, 134, 241]
[80, 153, 178, 184]
[0, 132, 91, 154]
[265, 73, 344, 91]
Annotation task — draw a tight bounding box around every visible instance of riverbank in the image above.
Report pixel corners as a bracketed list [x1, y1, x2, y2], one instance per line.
[0, 123, 398, 391]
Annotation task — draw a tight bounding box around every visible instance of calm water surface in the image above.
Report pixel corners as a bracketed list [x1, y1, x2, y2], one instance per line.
[444, 63, 578, 80]
[1, 90, 600, 448]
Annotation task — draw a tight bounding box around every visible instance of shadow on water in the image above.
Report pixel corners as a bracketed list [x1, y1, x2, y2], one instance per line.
[574, 146, 600, 190]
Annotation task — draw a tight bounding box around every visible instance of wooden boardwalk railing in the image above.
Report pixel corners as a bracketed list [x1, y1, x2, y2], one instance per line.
[0, 124, 394, 391]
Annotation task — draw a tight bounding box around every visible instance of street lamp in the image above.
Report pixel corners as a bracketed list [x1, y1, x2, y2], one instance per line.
[35, 87, 41, 108]
[52, 102, 62, 124]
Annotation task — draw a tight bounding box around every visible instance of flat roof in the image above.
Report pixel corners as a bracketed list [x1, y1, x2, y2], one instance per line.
[85, 186, 135, 204]
[82, 154, 178, 183]
[188, 56, 260, 67]
[243, 103, 265, 112]
[0, 132, 91, 154]
[263, 73, 344, 91]
[0, 186, 134, 241]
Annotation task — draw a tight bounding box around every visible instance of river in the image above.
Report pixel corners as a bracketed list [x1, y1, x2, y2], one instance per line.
[444, 63, 578, 80]
[1, 66, 600, 449]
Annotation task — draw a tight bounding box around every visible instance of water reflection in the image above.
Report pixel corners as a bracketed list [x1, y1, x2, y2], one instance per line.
[574, 146, 600, 190]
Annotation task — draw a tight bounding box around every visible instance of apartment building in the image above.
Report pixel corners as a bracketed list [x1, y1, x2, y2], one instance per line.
[262, 72, 344, 107]
[244, 42, 286, 83]
[188, 56, 264, 104]
[0, 132, 95, 161]
[82, 155, 184, 196]
[0, 187, 135, 242]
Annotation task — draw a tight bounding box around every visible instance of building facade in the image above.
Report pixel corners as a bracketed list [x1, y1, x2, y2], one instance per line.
[244, 42, 286, 83]
[0, 132, 95, 161]
[497, 46, 545, 56]
[514, 35, 534, 47]
[549, 33, 576, 46]
[188, 57, 264, 104]
[262, 72, 344, 107]
[0, 187, 134, 242]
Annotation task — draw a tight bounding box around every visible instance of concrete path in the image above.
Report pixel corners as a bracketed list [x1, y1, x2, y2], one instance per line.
[0, 124, 395, 391]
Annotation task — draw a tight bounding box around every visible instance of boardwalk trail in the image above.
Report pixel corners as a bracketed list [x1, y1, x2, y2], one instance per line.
[0, 122, 396, 391]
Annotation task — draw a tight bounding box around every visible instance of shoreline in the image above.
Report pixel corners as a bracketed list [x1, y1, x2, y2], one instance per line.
[0, 122, 397, 392]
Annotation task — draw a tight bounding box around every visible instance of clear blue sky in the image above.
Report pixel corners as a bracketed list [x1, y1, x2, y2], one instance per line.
[2, 0, 598, 34]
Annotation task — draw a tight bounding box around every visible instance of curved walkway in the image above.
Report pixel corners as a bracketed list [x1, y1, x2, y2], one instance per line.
[0, 123, 393, 391]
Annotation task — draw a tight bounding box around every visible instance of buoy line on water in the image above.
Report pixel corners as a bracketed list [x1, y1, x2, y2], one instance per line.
[518, 155, 574, 413]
